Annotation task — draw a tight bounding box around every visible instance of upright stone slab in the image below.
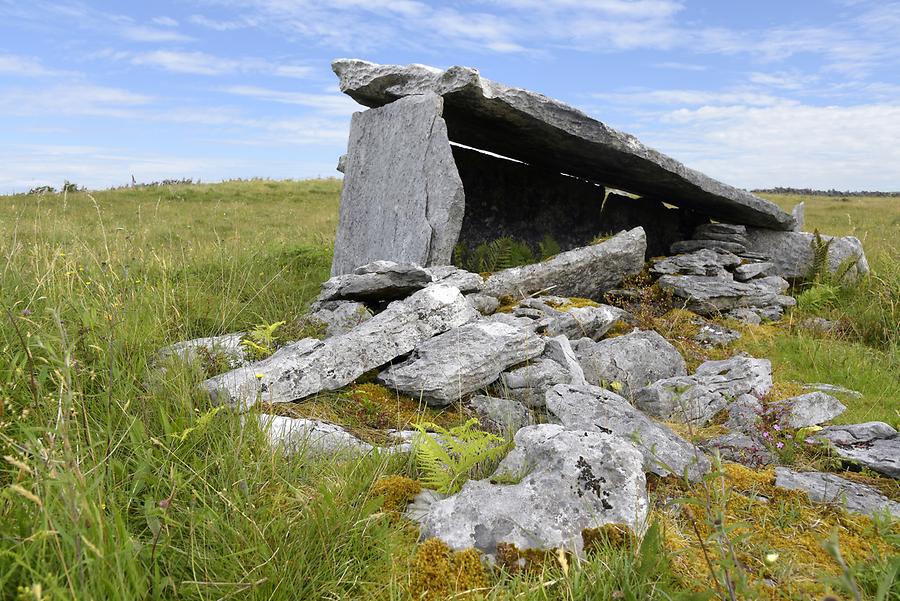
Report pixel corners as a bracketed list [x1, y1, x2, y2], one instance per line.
[331, 93, 464, 275]
[333, 59, 795, 230]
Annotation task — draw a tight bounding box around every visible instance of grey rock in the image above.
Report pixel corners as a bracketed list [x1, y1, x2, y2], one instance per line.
[651, 248, 741, 277]
[467, 293, 500, 315]
[469, 395, 532, 433]
[485, 312, 537, 330]
[797, 317, 838, 335]
[482, 227, 646, 301]
[157, 333, 248, 368]
[543, 335, 587, 387]
[333, 59, 795, 230]
[694, 223, 747, 238]
[598, 193, 707, 259]
[331, 93, 464, 275]
[204, 284, 477, 407]
[775, 468, 899, 517]
[744, 228, 869, 283]
[725, 307, 762, 325]
[336, 153, 347, 173]
[416, 424, 649, 557]
[657, 273, 790, 315]
[539, 304, 626, 340]
[768, 392, 846, 429]
[258, 414, 373, 456]
[317, 260, 434, 303]
[405, 489, 447, 523]
[575, 329, 687, 397]
[670, 239, 747, 254]
[725, 394, 763, 432]
[791, 202, 805, 231]
[803, 383, 862, 398]
[733, 261, 773, 281]
[307, 301, 372, 337]
[513, 306, 548, 320]
[500, 358, 570, 409]
[702, 432, 774, 467]
[816, 422, 900, 479]
[426, 265, 484, 293]
[634, 356, 773, 425]
[694, 322, 741, 348]
[545, 383, 710, 481]
[379, 320, 545, 406]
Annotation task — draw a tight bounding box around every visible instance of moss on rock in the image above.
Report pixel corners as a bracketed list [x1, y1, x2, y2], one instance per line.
[410, 538, 488, 600]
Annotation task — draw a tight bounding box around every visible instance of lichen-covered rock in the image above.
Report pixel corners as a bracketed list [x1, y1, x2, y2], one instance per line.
[500, 358, 570, 409]
[539, 304, 626, 340]
[815, 422, 900, 479]
[469, 395, 532, 433]
[656, 273, 791, 315]
[575, 329, 687, 397]
[317, 260, 434, 303]
[768, 392, 846, 429]
[542, 335, 587, 387]
[257, 414, 374, 455]
[651, 248, 741, 277]
[426, 265, 484, 293]
[670, 239, 747, 254]
[379, 320, 545, 406]
[733, 261, 773, 281]
[634, 356, 772, 425]
[744, 228, 869, 283]
[725, 394, 763, 432]
[702, 432, 774, 468]
[774, 468, 900, 517]
[466, 293, 499, 315]
[545, 383, 710, 481]
[204, 284, 477, 407]
[415, 424, 648, 557]
[482, 227, 646, 301]
[694, 322, 741, 348]
[307, 300, 372, 337]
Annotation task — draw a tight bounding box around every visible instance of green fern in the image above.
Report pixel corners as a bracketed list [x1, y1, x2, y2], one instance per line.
[538, 234, 561, 260]
[807, 229, 834, 285]
[412, 418, 511, 494]
[241, 320, 285, 361]
[455, 236, 551, 272]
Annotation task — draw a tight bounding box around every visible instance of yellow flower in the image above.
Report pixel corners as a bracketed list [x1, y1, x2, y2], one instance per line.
[255, 373, 264, 380]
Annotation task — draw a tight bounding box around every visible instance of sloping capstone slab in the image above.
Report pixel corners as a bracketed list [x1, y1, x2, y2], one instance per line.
[744, 228, 869, 282]
[574, 329, 687, 397]
[333, 59, 795, 230]
[775, 468, 900, 518]
[545, 383, 710, 481]
[204, 285, 477, 407]
[415, 424, 648, 557]
[378, 320, 545, 406]
[482, 227, 646, 301]
[331, 93, 464, 275]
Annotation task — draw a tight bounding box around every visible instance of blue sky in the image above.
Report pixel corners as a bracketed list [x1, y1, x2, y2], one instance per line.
[1, 0, 899, 193]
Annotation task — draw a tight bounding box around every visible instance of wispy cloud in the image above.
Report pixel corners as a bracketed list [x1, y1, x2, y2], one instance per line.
[0, 54, 61, 77]
[128, 50, 314, 78]
[220, 85, 358, 115]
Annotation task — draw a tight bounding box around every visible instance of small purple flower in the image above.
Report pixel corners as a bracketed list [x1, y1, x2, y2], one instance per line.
[776, 441, 784, 449]
[773, 424, 782, 431]
[762, 431, 770, 439]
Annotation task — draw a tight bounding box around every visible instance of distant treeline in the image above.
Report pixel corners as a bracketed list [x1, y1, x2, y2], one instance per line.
[752, 187, 900, 197]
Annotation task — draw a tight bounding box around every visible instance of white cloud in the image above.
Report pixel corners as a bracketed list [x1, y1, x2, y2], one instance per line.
[129, 50, 314, 78]
[0, 85, 154, 118]
[151, 16, 178, 27]
[220, 85, 358, 115]
[0, 54, 59, 77]
[119, 25, 194, 43]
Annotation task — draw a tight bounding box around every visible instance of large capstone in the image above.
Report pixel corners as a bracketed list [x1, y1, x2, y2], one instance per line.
[545, 383, 710, 481]
[414, 424, 649, 557]
[378, 320, 545, 406]
[331, 93, 464, 275]
[203, 284, 477, 407]
[333, 59, 795, 230]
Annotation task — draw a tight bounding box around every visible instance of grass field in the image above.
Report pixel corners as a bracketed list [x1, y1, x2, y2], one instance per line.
[0, 180, 897, 600]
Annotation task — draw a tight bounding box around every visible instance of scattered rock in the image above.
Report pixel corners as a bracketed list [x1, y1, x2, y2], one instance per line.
[258, 414, 374, 455]
[317, 260, 434, 303]
[768, 392, 846, 429]
[415, 424, 649, 557]
[482, 227, 646, 301]
[802, 383, 862, 398]
[797, 317, 838, 335]
[426, 265, 484, 293]
[307, 300, 372, 337]
[500, 358, 570, 409]
[670, 239, 747, 255]
[726, 308, 762, 325]
[725, 394, 763, 432]
[157, 333, 248, 367]
[774, 468, 899, 518]
[204, 285, 477, 407]
[330, 93, 464, 275]
[815, 422, 900, 479]
[694, 322, 741, 348]
[656, 274, 791, 315]
[575, 329, 687, 397]
[466, 293, 500, 315]
[651, 248, 741, 277]
[733, 262, 772, 281]
[634, 356, 772, 425]
[542, 335, 587, 387]
[538, 304, 626, 340]
[545, 383, 710, 481]
[744, 228, 869, 283]
[379, 320, 545, 406]
[469, 395, 532, 433]
[702, 432, 774, 467]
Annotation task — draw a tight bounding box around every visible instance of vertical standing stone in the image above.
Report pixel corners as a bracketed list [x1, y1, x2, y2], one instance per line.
[331, 93, 465, 276]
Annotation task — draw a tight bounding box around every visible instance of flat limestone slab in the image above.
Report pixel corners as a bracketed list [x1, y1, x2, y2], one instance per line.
[331, 93, 464, 275]
[333, 59, 795, 230]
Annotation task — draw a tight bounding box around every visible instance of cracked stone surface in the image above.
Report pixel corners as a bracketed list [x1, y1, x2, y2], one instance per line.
[744, 228, 869, 283]
[414, 424, 648, 557]
[330, 93, 464, 275]
[815, 422, 900, 479]
[317, 261, 434, 303]
[332, 59, 795, 229]
[775, 468, 900, 517]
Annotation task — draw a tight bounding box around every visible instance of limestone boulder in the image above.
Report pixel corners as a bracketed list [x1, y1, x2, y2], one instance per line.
[157, 333, 248, 368]
[744, 228, 869, 283]
[415, 424, 649, 557]
[815, 422, 900, 479]
[656, 273, 792, 315]
[317, 261, 433, 303]
[469, 395, 532, 434]
[545, 383, 710, 481]
[575, 329, 687, 397]
[775, 468, 900, 518]
[306, 300, 372, 337]
[258, 414, 374, 456]
[500, 358, 570, 409]
[204, 284, 477, 407]
[768, 392, 846, 429]
[378, 320, 545, 406]
[651, 248, 741, 277]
